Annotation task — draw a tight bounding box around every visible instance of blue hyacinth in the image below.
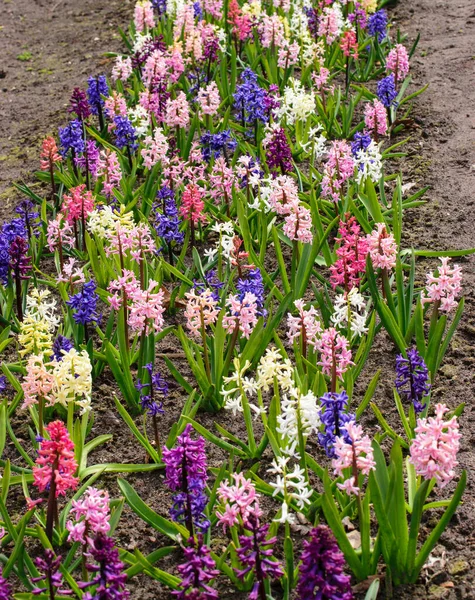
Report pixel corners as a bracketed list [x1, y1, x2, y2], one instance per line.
[154, 187, 185, 247]
[233, 68, 268, 127]
[395, 347, 431, 413]
[236, 268, 266, 316]
[113, 116, 138, 151]
[368, 9, 388, 42]
[87, 75, 109, 116]
[200, 130, 237, 162]
[377, 74, 398, 108]
[58, 120, 85, 157]
[51, 335, 74, 362]
[66, 280, 100, 326]
[318, 391, 355, 458]
[351, 132, 372, 157]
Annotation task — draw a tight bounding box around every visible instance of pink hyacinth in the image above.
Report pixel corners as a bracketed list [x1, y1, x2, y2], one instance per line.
[228, 0, 252, 41]
[332, 421, 376, 495]
[316, 327, 353, 380]
[107, 269, 141, 310]
[202, 0, 223, 19]
[330, 217, 369, 291]
[141, 128, 169, 169]
[386, 44, 410, 83]
[127, 280, 166, 335]
[312, 67, 331, 92]
[278, 41, 300, 69]
[321, 141, 355, 203]
[421, 257, 462, 314]
[223, 292, 259, 339]
[410, 403, 460, 488]
[166, 46, 185, 83]
[259, 15, 286, 48]
[318, 7, 341, 44]
[33, 421, 78, 497]
[268, 175, 300, 214]
[180, 184, 207, 226]
[66, 487, 110, 544]
[196, 82, 221, 116]
[40, 137, 62, 171]
[105, 223, 156, 262]
[143, 50, 169, 88]
[104, 92, 128, 119]
[21, 355, 56, 409]
[209, 157, 235, 206]
[283, 203, 313, 244]
[57, 257, 86, 287]
[216, 473, 263, 531]
[111, 56, 133, 82]
[134, 0, 155, 32]
[364, 99, 388, 138]
[340, 29, 358, 59]
[164, 92, 190, 129]
[287, 299, 322, 347]
[62, 185, 94, 225]
[97, 149, 122, 197]
[184, 288, 220, 338]
[367, 223, 397, 271]
[47, 215, 75, 253]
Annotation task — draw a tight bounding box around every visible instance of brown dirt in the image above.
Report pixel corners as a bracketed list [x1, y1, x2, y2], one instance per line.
[1, 0, 475, 598]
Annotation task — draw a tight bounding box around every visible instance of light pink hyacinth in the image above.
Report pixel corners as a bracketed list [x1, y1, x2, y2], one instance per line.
[364, 98, 388, 138]
[111, 56, 133, 82]
[134, 0, 155, 32]
[196, 82, 221, 116]
[421, 257, 462, 314]
[287, 299, 322, 347]
[184, 288, 220, 338]
[386, 43, 410, 83]
[410, 403, 460, 488]
[67, 487, 111, 544]
[47, 215, 75, 253]
[33, 421, 78, 497]
[332, 421, 376, 495]
[97, 149, 122, 197]
[316, 327, 353, 379]
[259, 15, 286, 48]
[127, 280, 166, 335]
[141, 128, 169, 169]
[367, 223, 397, 271]
[321, 141, 355, 203]
[21, 355, 56, 409]
[164, 92, 190, 129]
[223, 292, 259, 339]
[216, 473, 262, 530]
[283, 203, 313, 244]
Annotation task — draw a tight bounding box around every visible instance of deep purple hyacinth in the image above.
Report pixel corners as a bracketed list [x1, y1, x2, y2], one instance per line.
[0, 568, 11, 600]
[0, 219, 27, 285]
[296, 525, 354, 600]
[66, 280, 100, 326]
[173, 536, 219, 600]
[154, 187, 185, 248]
[15, 200, 40, 240]
[236, 268, 266, 316]
[235, 515, 284, 600]
[265, 127, 293, 174]
[351, 132, 372, 157]
[113, 116, 138, 152]
[377, 74, 398, 108]
[51, 335, 74, 362]
[75, 140, 101, 177]
[395, 347, 431, 413]
[79, 534, 129, 600]
[135, 363, 168, 417]
[9, 237, 31, 280]
[32, 550, 72, 596]
[318, 391, 355, 459]
[59, 120, 86, 157]
[233, 68, 268, 127]
[87, 76, 109, 116]
[348, 4, 367, 29]
[367, 9, 388, 42]
[200, 130, 237, 162]
[69, 87, 91, 121]
[162, 424, 209, 533]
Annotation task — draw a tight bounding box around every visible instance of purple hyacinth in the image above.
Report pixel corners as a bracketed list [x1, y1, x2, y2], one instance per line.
[135, 363, 168, 417]
[263, 84, 280, 118]
[113, 116, 138, 152]
[0, 218, 27, 285]
[69, 87, 91, 121]
[75, 140, 101, 178]
[0, 375, 7, 393]
[51, 335, 74, 362]
[0, 568, 11, 600]
[154, 187, 185, 255]
[348, 4, 367, 29]
[32, 550, 72, 596]
[162, 424, 209, 534]
[395, 347, 431, 413]
[318, 391, 355, 458]
[296, 525, 354, 600]
[377, 74, 398, 108]
[15, 200, 40, 241]
[87, 76, 108, 116]
[236, 268, 266, 316]
[233, 68, 268, 128]
[59, 120, 86, 157]
[9, 236, 31, 280]
[351, 132, 372, 157]
[66, 280, 100, 326]
[173, 536, 219, 600]
[152, 0, 167, 15]
[193, 269, 224, 302]
[265, 127, 293, 174]
[235, 515, 284, 600]
[79, 534, 129, 600]
[367, 9, 388, 42]
[200, 130, 237, 163]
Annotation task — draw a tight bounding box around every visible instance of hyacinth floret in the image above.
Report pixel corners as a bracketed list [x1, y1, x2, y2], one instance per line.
[395, 348, 431, 413]
[296, 525, 354, 600]
[59, 120, 85, 157]
[319, 391, 356, 458]
[31, 550, 72, 596]
[66, 280, 101, 325]
[135, 362, 168, 416]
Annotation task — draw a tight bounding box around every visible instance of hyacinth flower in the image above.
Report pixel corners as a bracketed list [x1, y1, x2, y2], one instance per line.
[75, 140, 100, 191]
[40, 136, 62, 198]
[184, 288, 219, 380]
[162, 424, 210, 535]
[113, 115, 138, 168]
[31, 550, 72, 597]
[47, 214, 74, 273]
[263, 125, 293, 174]
[135, 363, 168, 458]
[8, 235, 31, 321]
[316, 328, 353, 393]
[33, 420, 78, 541]
[66, 280, 101, 343]
[297, 525, 354, 600]
[79, 534, 129, 598]
[367, 222, 397, 299]
[287, 299, 322, 361]
[179, 183, 207, 247]
[318, 391, 355, 458]
[87, 75, 109, 130]
[386, 44, 410, 86]
[235, 514, 284, 600]
[51, 335, 74, 362]
[69, 87, 91, 122]
[216, 472, 262, 531]
[15, 199, 40, 243]
[364, 98, 388, 141]
[62, 184, 95, 251]
[97, 148, 122, 199]
[421, 257, 462, 317]
[59, 120, 85, 177]
[332, 421, 376, 496]
[21, 354, 55, 437]
[395, 348, 431, 414]
[153, 186, 184, 264]
[173, 535, 219, 600]
[0, 568, 11, 600]
[233, 68, 267, 141]
[321, 140, 355, 204]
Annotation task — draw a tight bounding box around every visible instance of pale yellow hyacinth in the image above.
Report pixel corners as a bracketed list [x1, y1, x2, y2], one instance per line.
[53, 348, 92, 414]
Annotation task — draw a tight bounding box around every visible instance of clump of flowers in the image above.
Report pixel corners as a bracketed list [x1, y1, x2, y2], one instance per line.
[173, 536, 219, 600]
[67, 487, 111, 544]
[367, 222, 397, 271]
[223, 292, 259, 339]
[395, 348, 431, 413]
[79, 534, 129, 599]
[332, 421, 376, 495]
[330, 217, 369, 292]
[410, 404, 460, 487]
[421, 257, 462, 313]
[319, 391, 355, 458]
